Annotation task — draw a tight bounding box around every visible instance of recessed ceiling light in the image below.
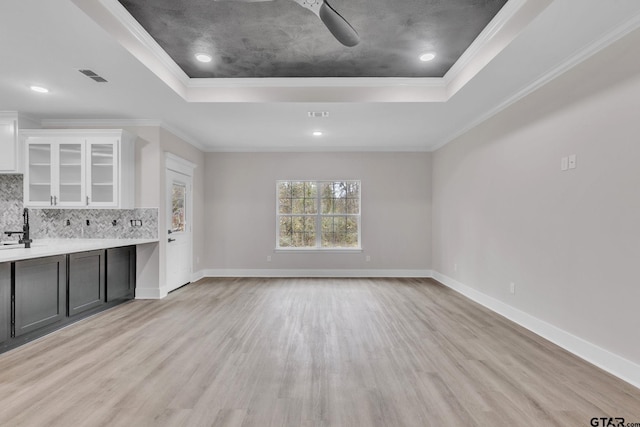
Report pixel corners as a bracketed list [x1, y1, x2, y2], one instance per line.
[419, 53, 436, 62]
[30, 85, 49, 93]
[312, 131, 323, 136]
[195, 53, 212, 63]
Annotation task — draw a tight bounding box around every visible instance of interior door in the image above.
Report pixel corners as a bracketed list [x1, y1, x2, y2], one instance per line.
[166, 168, 192, 292]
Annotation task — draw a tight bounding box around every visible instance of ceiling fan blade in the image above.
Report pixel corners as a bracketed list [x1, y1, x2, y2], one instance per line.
[318, 0, 360, 47]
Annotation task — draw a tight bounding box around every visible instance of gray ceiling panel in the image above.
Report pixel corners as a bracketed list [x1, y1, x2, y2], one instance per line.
[118, 0, 508, 78]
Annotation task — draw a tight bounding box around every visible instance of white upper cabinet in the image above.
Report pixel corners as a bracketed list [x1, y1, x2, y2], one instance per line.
[0, 112, 21, 173]
[22, 130, 135, 209]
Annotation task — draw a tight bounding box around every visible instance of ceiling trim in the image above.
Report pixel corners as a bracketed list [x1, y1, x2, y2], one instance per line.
[41, 118, 163, 127]
[187, 77, 444, 88]
[443, 0, 552, 97]
[71, 0, 552, 103]
[204, 145, 432, 153]
[39, 117, 430, 152]
[431, 10, 640, 152]
[40, 118, 208, 151]
[71, 0, 189, 99]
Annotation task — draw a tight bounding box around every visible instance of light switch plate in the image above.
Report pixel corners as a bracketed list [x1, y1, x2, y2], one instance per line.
[561, 157, 569, 171]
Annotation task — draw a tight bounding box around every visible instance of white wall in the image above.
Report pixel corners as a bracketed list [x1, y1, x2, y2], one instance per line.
[204, 151, 432, 274]
[432, 26, 640, 371]
[128, 126, 205, 297]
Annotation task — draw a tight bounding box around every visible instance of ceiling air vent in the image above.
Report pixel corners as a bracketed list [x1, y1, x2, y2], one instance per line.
[78, 69, 108, 83]
[308, 111, 329, 118]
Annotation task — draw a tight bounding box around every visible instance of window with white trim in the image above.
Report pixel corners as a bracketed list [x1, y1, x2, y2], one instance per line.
[277, 180, 361, 249]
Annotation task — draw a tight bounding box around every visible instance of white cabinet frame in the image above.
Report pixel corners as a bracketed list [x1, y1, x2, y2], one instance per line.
[0, 112, 20, 173]
[22, 129, 135, 209]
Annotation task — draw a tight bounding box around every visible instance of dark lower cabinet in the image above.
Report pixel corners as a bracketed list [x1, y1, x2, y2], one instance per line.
[14, 255, 66, 337]
[0, 263, 9, 345]
[106, 246, 136, 302]
[68, 250, 105, 317]
[1, 246, 137, 353]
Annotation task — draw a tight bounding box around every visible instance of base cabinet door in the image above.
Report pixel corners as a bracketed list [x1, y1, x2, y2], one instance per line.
[14, 255, 66, 337]
[0, 263, 9, 344]
[106, 246, 135, 302]
[68, 250, 105, 317]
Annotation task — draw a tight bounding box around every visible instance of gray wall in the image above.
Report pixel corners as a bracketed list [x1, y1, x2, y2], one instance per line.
[431, 26, 640, 364]
[204, 151, 432, 273]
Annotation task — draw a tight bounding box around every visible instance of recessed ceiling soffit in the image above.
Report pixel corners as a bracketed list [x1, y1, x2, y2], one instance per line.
[70, 0, 553, 102]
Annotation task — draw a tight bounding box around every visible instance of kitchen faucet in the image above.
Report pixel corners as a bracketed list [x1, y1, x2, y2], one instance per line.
[4, 208, 32, 248]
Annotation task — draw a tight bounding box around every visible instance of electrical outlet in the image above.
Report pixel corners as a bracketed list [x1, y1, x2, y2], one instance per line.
[568, 154, 577, 169]
[365, 255, 371, 262]
[510, 282, 516, 294]
[267, 255, 272, 262]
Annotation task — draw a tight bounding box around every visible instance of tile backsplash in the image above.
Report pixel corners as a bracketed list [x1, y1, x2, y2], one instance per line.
[0, 174, 158, 240]
[0, 174, 24, 234]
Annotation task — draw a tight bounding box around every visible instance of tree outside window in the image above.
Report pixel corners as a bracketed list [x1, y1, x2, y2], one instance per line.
[277, 180, 360, 249]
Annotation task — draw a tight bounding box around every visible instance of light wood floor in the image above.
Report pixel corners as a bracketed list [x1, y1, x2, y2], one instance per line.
[0, 278, 638, 427]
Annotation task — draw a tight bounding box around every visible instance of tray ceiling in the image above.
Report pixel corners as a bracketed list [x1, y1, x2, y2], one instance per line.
[117, 0, 508, 78]
[3, 0, 640, 152]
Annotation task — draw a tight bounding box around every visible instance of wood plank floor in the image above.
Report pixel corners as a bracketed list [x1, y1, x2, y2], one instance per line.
[0, 277, 638, 426]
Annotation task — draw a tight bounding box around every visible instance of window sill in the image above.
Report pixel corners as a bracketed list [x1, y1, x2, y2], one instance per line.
[274, 248, 363, 254]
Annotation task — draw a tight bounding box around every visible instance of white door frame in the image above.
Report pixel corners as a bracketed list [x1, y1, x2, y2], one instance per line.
[165, 153, 196, 293]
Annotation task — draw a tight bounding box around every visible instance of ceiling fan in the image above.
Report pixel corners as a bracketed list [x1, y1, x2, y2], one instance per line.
[220, 0, 360, 47]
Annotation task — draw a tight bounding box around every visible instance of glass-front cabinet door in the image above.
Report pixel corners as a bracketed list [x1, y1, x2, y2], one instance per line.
[25, 143, 53, 206]
[56, 142, 86, 206]
[86, 138, 118, 207]
[23, 130, 133, 209]
[25, 138, 85, 207]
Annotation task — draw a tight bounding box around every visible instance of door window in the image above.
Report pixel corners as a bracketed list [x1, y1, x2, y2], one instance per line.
[171, 183, 186, 233]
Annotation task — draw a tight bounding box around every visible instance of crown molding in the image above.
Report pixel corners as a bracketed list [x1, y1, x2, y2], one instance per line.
[160, 123, 208, 152]
[187, 77, 444, 89]
[39, 118, 207, 152]
[41, 118, 163, 127]
[205, 144, 432, 153]
[431, 8, 640, 152]
[443, 0, 553, 98]
[70, 0, 189, 99]
[72, 0, 548, 103]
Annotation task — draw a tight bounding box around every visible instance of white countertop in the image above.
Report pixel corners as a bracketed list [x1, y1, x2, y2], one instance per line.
[0, 238, 159, 263]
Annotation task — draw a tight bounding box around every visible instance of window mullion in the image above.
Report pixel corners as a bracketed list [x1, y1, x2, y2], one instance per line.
[316, 181, 321, 249]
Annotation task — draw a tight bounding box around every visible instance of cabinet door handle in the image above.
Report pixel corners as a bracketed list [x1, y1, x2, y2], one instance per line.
[50, 195, 54, 206]
[86, 196, 89, 206]
[54, 196, 57, 206]
[168, 238, 176, 243]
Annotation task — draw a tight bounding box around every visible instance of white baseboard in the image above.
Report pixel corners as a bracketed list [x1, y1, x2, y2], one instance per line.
[135, 286, 168, 300]
[201, 269, 433, 278]
[432, 271, 640, 390]
[191, 269, 206, 283]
